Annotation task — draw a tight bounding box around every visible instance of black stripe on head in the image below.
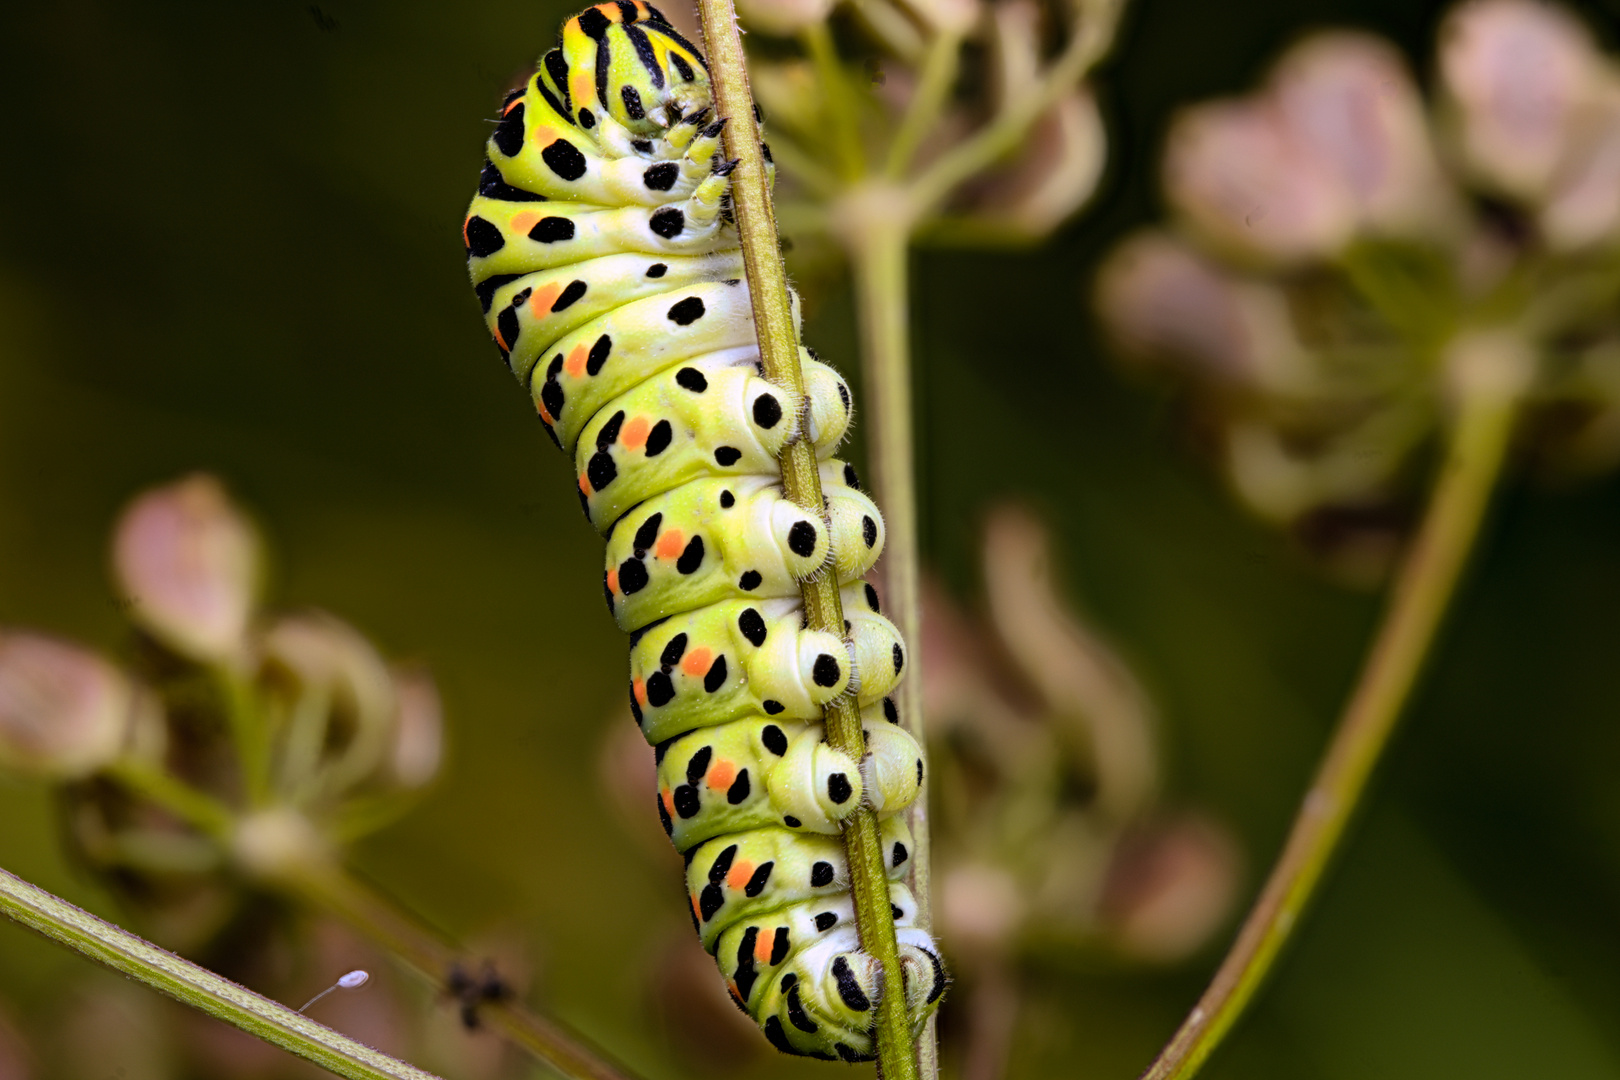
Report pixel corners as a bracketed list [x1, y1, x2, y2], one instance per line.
[595, 31, 613, 109]
[615, 0, 640, 22]
[543, 49, 573, 115]
[668, 52, 694, 82]
[624, 23, 664, 88]
[654, 25, 708, 71]
[575, 7, 611, 38]
[535, 82, 573, 127]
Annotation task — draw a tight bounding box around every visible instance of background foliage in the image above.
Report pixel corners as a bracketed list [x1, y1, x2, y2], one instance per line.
[3, 0, 1620, 1077]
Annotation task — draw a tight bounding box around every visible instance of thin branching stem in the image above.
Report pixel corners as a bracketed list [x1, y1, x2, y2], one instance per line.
[802, 21, 868, 182]
[102, 765, 643, 1080]
[285, 863, 641, 1080]
[906, 0, 1122, 215]
[695, 0, 919, 1075]
[1138, 344, 1525, 1080]
[0, 865, 441, 1080]
[108, 759, 236, 837]
[885, 31, 963, 178]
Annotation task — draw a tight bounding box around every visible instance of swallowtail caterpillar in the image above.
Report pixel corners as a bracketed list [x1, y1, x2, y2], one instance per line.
[463, 2, 945, 1059]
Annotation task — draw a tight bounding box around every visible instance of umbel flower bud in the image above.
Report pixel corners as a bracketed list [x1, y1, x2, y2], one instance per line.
[1438, 0, 1608, 200]
[112, 475, 262, 664]
[1164, 96, 1358, 263]
[0, 633, 141, 778]
[1096, 231, 1308, 394]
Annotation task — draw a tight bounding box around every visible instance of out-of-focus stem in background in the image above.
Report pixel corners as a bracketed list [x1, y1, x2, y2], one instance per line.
[1139, 337, 1526, 1079]
[0, 865, 443, 1080]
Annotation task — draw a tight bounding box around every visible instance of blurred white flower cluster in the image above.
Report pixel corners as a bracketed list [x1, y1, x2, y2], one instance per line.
[708, 0, 1116, 250]
[0, 476, 441, 945]
[1098, 0, 1620, 576]
[924, 506, 1236, 968]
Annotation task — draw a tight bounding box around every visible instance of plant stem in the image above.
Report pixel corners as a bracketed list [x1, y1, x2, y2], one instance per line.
[108, 758, 236, 838]
[885, 31, 962, 179]
[280, 862, 642, 1080]
[102, 765, 641, 1080]
[842, 195, 939, 1080]
[217, 662, 273, 806]
[905, 0, 1122, 216]
[0, 865, 440, 1080]
[847, 213, 934, 925]
[802, 21, 867, 182]
[1137, 345, 1525, 1080]
[694, 2, 918, 1076]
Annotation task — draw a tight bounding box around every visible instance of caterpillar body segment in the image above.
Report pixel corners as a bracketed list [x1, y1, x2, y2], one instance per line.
[464, 2, 943, 1059]
[655, 717, 862, 849]
[573, 352, 853, 531]
[627, 597, 853, 742]
[719, 888, 946, 1061]
[603, 470, 885, 630]
[684, 815, 917, 952]
[654, 708, 925, 850]
[467, 184, 735, 278]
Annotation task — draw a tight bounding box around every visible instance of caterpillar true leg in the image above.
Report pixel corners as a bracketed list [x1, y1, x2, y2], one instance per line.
[464, 2, 943, 1059]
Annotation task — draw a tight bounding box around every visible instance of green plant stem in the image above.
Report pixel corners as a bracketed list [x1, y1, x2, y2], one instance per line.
[847, 214, 933, 931]
[101, 765, 641, 1080]
[284, 863, 639, 1080]
[885, 31, 962, 179]
[906, 0, 1122, 215]
[1138, 357, 1523, 1080]
[108, 758, 235, 838]
[216, 662, 273, 806]
[694, 2, 918, 1076]
[0, 865, 441, 1080]
[802, 21, 867, 182]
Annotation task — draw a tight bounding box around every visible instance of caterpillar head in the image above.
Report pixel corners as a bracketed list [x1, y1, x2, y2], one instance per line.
[550, 2, 711, 136]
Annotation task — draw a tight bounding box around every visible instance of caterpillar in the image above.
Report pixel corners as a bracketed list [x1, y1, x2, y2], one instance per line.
[462, 2, 945, 1061]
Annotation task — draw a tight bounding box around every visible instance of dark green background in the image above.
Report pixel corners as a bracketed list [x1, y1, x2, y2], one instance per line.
[3, 1, 1620, 1077]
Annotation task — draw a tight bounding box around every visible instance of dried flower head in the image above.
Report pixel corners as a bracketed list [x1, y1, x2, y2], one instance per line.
[112, 475, 261, 664]
[1100, 4, 1620, 570]
[0, 633, 144, 778]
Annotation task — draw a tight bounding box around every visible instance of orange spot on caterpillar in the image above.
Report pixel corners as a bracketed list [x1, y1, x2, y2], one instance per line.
[706, 760, 737, 790]
[537, 400, 555, 424]
[726, 859, 754, 891]
[565, 343, 588, 378]
[681, 647, 712, 678]
[530, 283, 562, 318]
[578, 471, 592, 495]
[661, 788, 675, 815]
[461, 216, 472, 248]
[620, 416, 650, 451]
[632, 677, 646, 705]
[606, 567, 619, 593]
[494, 325, 510, 351]
[690, 895, 701, 922]
[505, 95, 525, 116]
[511, 210, 542, 234]
[754, 930, 774, 963]
[655, 530, 684, 560]
[729, 983, 745, 1005]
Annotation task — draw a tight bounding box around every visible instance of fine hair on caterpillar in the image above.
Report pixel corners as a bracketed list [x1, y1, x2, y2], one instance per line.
[462, 0, 944, 1060]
